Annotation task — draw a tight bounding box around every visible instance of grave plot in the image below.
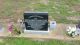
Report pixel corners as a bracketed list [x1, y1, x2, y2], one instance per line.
[23, 12, 49, 33]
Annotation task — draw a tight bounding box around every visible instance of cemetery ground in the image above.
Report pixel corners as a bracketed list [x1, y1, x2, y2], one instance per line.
[0, 0, 80, 45]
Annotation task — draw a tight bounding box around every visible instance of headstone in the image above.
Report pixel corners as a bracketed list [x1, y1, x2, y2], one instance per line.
[0, 24, 4, 32]
[49, 21, 56, 30]
[23, 12, 48, 33]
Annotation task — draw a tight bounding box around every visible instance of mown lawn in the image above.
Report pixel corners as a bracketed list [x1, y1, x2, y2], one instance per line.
[0, 0, 80, 23]
[49, 0, 80, 24]
[0, 37, 80, 45]
[0, 0, 80, 45]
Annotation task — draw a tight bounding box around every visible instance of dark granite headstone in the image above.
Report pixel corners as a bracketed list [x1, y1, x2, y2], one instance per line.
[24, 12, 48, 31]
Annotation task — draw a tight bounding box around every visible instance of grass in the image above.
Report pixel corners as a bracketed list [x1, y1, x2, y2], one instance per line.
[0, 37, 80, 45]
[49, 0, 80, 24]
[0, 0, 80, 45]
[0, 0, 80, 23]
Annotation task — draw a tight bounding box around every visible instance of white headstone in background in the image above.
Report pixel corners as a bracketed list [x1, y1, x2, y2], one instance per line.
[76, 28, 80, 35]
[49, 21, 56, 30]
[0, 24, 4, 32]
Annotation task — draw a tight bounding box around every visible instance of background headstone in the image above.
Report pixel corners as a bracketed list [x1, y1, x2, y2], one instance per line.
[0, 24, 4, 32]
[49, 21, 56, 30]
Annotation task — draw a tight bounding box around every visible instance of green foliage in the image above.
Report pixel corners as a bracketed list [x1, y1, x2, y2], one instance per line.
[0, 37, 79, 45]
[33, 3, 49, 12]
[13, 25, 21, 35]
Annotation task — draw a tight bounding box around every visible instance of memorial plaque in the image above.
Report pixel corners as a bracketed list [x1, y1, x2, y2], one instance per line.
[24, 12, 48, 31]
